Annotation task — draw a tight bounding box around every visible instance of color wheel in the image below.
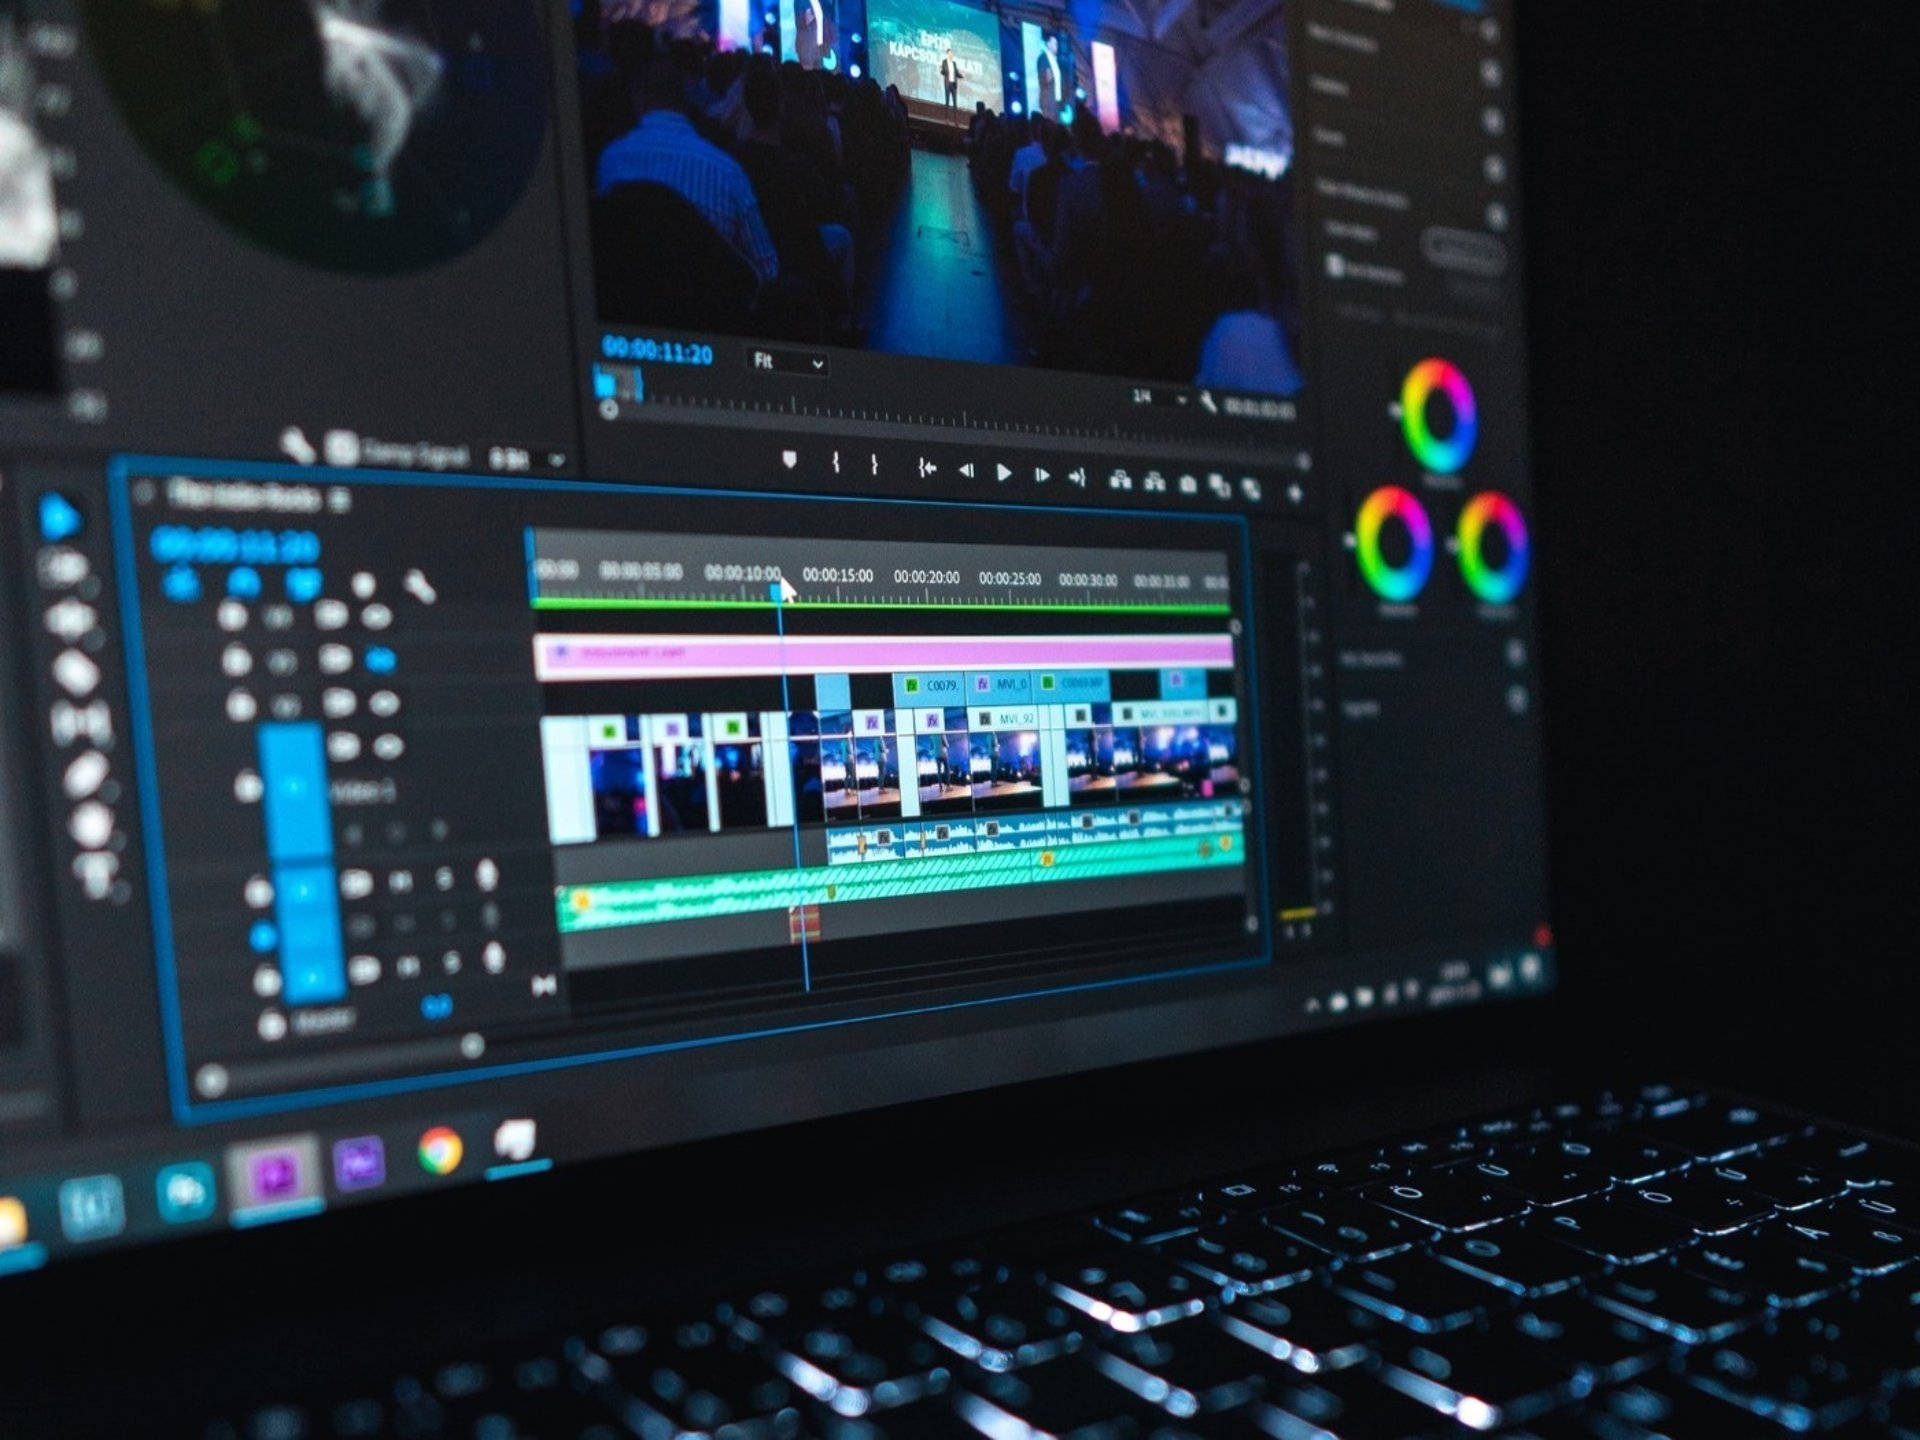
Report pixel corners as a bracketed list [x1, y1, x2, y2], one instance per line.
[1355, 486, 1434, 602]
[1401, 359, 1478, 473]
[1457, 492, 1531, 603]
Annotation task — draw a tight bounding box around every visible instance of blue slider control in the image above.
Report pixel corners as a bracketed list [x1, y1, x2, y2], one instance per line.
[258, 722, 345, 1005]
[39, 493, 83, 543]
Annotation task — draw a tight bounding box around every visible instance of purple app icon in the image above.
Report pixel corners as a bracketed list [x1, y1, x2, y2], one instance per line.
[249, 1150, 302, 1203]
[333, 1136, 387, 1192]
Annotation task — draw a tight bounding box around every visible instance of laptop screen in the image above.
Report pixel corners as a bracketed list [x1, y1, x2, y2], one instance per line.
[0, 0, 1545, 1269]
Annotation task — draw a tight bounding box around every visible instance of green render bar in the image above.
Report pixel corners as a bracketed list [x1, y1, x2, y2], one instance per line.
[557, 829, 1246, 933]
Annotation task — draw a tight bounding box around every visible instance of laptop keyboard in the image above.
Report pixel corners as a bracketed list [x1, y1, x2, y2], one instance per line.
[204, 1084, 1920, 1439]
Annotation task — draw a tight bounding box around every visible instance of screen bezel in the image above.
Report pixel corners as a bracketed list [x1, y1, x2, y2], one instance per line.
[0, 0, 1558, 1298]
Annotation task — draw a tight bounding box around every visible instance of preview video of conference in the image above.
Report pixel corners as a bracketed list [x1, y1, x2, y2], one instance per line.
[575, 0, 1302, 396]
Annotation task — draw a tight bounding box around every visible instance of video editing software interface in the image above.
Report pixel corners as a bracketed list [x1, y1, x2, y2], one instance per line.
[0, 0, 1547, 1271]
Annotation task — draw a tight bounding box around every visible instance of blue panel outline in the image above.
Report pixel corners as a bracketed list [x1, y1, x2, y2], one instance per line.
[106, 454, 1272, 1124]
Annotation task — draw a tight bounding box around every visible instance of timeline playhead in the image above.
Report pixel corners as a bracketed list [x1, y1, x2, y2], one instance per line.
[21, 458, 1310, 1118]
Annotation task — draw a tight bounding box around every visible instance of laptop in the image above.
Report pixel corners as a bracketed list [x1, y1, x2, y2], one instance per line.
[3, 1, 1914, 1434]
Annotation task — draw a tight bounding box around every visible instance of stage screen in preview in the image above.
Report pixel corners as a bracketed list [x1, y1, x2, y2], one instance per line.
[576, 1, 1302, 399]
[867, 0, 1003, 114]
[1021, 22, 1069, 123]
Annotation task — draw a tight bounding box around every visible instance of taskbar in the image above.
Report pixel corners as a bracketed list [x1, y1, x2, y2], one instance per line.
[0, 932, 1553, 1279]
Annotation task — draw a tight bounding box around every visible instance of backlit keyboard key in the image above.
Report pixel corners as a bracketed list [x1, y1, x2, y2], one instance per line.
[1377, 1332, 1582, 1432]
[1265, 1367, 1475, 1440]
[1621, 1168, 1773, 1235]
[603, 1331, 802, 1436]
[1686, 1325, 1881, 1431]
[1430, 1224, 1599, 1299]
[1631, 1101, 1807, 1162]
[1332, 1254, 1497, 1335]
[1591, 1377, 1759, 1436]
[1160, 1219, 1316, 1296]
[1588, 1267, 1761, 1345]
[1291, 1147, 1412, 1191]
[916, 1285, 1084, 1371]
[1381, 1131, 1486, 1169]
[1707, 1152, 1848, 1211]
[1681, 1228, 1849, 1309]
[1212, 1287, 1380, 1374]
[1551, 1130, 1693, 1186]
[767, 1315, 953, 1415]
[1092, 1196, 1227, 1245]
[1781, 1201, 1920, 1275]
[1089, 1323, 1272, 1416]
[1466, 1153, 1608, 1208]
[1507, 1295, 1670, 1385]
[823, 1393, 986, 1440]
[1048, 1253, 1218, 1332]
[1536, 1198, 1694, 1266]
[1263, 1196, 1433, 1263]
[1196, 1176, 1317, 1214]
[1835, 1187, 1920, 1233]
[1392, 1126, 1494, 1168]
[1359, 1173, 1527, 1233]
[956, 1356, 1159, 1440]
[1778, 1130, 1920, 1189]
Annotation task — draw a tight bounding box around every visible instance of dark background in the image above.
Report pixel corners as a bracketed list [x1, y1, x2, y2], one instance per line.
[11, 5, 1920, 1426]
[1522, 4, 1916, 1128]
